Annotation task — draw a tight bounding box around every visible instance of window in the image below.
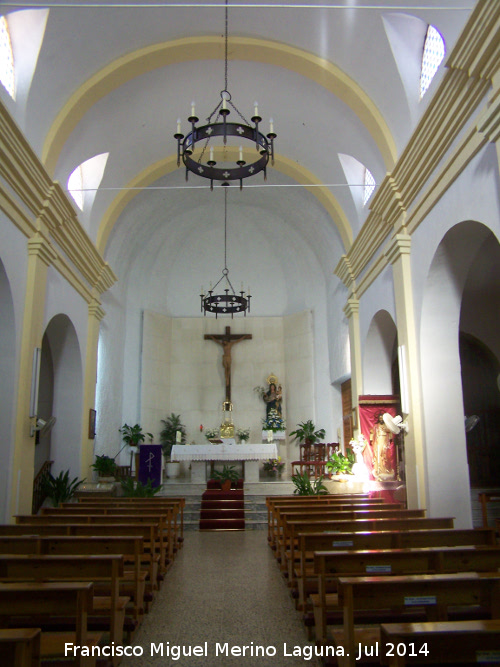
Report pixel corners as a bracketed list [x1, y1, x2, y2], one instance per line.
[420, 25, 445, 99]
[68, 153, 109, 213]
[0, 15, 15, 99]
[363, 167, 376, 206]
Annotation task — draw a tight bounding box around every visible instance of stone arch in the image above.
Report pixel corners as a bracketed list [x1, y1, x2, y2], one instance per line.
[0, 259, 16, 522]
[420, 220, 499, 527]
[38, 314, 83, 478]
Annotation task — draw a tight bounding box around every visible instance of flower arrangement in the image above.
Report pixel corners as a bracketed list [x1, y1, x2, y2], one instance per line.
[204, 427, 219, 441]
[262, 409, 285, 432]
[236, 428, 250, 442]
[263, 457, 285, 474]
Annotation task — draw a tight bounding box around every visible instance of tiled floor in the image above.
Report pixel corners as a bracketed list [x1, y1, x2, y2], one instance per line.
[120, 530, 321, 666]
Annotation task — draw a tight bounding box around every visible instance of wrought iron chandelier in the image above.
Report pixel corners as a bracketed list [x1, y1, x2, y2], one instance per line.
[174, 0, 276, 189]
[200, 190, 251, 317]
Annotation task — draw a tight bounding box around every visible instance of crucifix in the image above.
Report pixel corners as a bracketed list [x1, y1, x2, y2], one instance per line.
[204, 326, 252, 402]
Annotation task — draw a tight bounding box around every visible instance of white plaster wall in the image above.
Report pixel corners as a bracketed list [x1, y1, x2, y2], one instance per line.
[140, 313, 286, 450]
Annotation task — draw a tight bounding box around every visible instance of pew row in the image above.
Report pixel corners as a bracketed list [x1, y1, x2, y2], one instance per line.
[0, 581, 101, 667]
[311, 545, 500, 643]
[332, 573, 500, 667]
[0, 535, 145, 625]
[293, 527, 497, 612]
[0, 554, 129, 650]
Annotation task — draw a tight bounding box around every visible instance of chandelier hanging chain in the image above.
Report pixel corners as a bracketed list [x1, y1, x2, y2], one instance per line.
[175, 0, 275, 189]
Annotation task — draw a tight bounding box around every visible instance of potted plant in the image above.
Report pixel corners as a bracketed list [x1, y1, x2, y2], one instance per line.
[204, 427, 220, 443]
[91, 454, 117, 481]
[236, 427, 250, 444]
[120, 477, 161, 497]
[119, 423, 153, 449]
[289, 419, 325, 446]
[41, 469, 86, 507]
[291, 470, 328, 495]
[160, 413, 187, 478]
[262, 457, 285, 476]
[325, 448, 355, 480]
[211, 465, 240, 492]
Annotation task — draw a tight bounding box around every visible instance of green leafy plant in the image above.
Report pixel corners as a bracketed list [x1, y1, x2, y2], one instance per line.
[119, 423, 153, 447]
[160, 413, 187, 460]
[41, 470, 86, 507]
[291, 470, 328, 495]
[91, 454, 117, 477]
[211, 464, 240, 490]
[120, 477, 161, 497]
[289, 420, 325, 446]
[325, 448, 355, 475]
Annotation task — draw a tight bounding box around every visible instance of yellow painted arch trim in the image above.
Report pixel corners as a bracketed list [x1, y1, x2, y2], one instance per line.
[43, 36, 397, 176]
[96, 147, 353, 254]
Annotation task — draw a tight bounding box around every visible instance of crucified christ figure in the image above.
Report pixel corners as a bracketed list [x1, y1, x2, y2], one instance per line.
[204, 326, 252, 401]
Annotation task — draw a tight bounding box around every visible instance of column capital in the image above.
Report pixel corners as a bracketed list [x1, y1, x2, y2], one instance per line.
[344, 297, 360, 319]
[88, 298, 105, 322]
[385, 233, 412, 265]
[27, 233, 57, 267]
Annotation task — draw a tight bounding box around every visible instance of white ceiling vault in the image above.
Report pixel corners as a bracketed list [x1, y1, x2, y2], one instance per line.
[1, 0, 475, 317]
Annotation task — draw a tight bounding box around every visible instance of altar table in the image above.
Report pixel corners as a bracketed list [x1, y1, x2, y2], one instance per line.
[171, 443, 278, 483]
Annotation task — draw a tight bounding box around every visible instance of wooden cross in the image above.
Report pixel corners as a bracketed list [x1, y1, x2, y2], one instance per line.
[204, 326, 252, 402]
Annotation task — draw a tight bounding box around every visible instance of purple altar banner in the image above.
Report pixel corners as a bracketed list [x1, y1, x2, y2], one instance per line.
[138, 444, 162, 488]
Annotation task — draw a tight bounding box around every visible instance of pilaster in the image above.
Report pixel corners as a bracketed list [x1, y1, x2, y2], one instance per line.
[343, 297, 363, 433]
[384, 234, 426, 511]
[10, 233, 57, 519]
[81, 296, 106, 479]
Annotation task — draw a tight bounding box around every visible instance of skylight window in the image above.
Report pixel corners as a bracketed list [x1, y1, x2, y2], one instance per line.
[68, 153, 109, 213]
[363, 168, 376, 206]
[0, 15, 15, 99]
[420, 25, 445, 99]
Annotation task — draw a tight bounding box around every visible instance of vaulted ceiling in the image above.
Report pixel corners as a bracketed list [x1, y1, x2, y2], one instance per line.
[2, 0, 474, 316]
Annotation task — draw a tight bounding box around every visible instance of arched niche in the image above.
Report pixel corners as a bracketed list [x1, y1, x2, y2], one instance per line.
[0, 259, 16, 522]
[38, 314, 83, 478]
[420, 221, 498, 528]
[363, 310, 398, 395]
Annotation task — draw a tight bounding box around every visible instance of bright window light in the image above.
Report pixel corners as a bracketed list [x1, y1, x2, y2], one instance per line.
[0, 16, 15, 99]
[68, 164, 84, 210]
[68, 153, 109, 212]
[363, 167, 376, 206]
[420, 25, 445, 99]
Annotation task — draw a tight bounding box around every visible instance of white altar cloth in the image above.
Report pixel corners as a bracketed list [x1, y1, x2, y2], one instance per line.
[171, 443, 278, 462]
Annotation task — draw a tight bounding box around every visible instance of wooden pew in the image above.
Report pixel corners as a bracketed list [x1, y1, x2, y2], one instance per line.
[281, 517, 455, 580]
[332, 573, 500, 667]
[312, 545, 500, 643]
[38, 507, 177, 564]
[293, 527, 497, 612]
[75, 497, 186, 547]
[266, 495, 382, 545]
[380, 619, 500, 666]
[271, 502, 404, 552]
[0, 535, 145, 625]
[15, 515, 165, 579]
[0, 581, 101, 667]
[0, 554, 129, 649]
[478, 492, 500, 528]
[0, 628, 41, 667]
[275, 508, 421, 562]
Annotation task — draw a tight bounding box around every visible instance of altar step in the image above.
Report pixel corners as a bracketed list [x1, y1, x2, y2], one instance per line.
[199, 489, 245, 531]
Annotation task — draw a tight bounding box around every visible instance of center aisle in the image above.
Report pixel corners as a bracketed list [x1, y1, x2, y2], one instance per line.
[121, 530, 321, 667]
